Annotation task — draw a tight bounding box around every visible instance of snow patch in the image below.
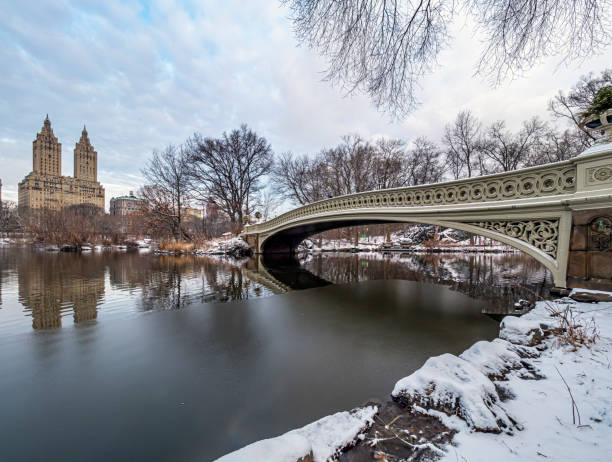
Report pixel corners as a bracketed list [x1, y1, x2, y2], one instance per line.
[392, 353, 516, 433]
[499, 316, 548, 346]
[438, 293, 612, 462]
[460, 339, 540, 379]
[288, 406, 378, 460]
[215, 406, 377, 462]
[215, 433, 311, 462]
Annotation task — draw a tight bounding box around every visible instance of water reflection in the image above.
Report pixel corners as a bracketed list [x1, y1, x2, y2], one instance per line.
[0, 247, 552, 332]
[17, 252, 105, 329]
[293, 252, 552, 313]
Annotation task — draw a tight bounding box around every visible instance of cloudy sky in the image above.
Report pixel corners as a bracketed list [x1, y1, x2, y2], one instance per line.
[1, 0, 610, 210]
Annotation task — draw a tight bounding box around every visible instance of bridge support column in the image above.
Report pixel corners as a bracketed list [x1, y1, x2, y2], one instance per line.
[567, 207, 612, 290]
[244, 234, 260, 253]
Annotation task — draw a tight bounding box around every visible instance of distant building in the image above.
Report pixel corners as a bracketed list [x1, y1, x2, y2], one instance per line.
[18, 116, 105, 212]
[182, 206, 203, 220]
[205, 199, 222, 220]
[110, 191, 144, 216]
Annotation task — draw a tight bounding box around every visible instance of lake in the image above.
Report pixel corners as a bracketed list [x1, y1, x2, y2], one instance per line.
[0, 247, 551, 461]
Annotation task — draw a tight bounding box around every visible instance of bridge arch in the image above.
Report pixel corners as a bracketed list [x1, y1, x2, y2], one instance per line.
[255, 211, 571, 288]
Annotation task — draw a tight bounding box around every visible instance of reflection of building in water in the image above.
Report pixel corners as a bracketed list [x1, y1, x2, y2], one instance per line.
[17, 254, 105, 329]
[70, 278, 104, 323]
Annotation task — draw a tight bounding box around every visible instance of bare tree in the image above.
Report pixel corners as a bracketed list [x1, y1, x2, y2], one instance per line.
[549, 69, 612, 144]
[273, 152, 329, 205]
[284, 0, 451, 116]
[443, 110, 483, 179]
[274, 134, 447, 206]
[322, 135, 379, 195]
[274, 136, 383, 205]
[480, 117, 546, 172]
[187, 125, 274, 225]
[471, 1, 610, 83]
[256, 188, 284, 221]
[0, 200, 20, 235]
[406, 137, 445, 185]
[528, 127, 588, 166]
[140, 145, 191, 240]
[283, 0, 611, 116]
[372, 138, 411, 189]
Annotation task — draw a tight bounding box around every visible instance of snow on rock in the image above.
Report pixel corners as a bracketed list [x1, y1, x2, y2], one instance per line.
[499, 315, 549, 346]
[392, 353, 517, 433]
[215, 406, 377, 462]
[197, 237, 252, 257]
[215, 433, 312, 462]
[288, 406, 378, 461]
[459, 339, 541, 380]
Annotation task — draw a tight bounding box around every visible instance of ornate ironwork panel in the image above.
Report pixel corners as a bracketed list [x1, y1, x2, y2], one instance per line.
[589, 216, 612, 251]
[467, 219, 560, 259]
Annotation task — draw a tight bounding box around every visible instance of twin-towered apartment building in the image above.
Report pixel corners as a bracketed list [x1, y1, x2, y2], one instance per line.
[16, 116, 206, 219]
[18, 116, 105, 212]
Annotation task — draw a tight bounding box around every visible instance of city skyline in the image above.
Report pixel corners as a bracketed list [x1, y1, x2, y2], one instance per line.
[1, 0, 611, 210]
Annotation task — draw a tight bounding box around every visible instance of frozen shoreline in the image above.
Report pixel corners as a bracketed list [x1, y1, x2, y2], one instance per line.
[216, 289, 612, 462]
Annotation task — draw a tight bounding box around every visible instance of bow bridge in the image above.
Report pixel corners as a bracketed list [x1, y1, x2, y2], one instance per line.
[243, 142, 612, 289]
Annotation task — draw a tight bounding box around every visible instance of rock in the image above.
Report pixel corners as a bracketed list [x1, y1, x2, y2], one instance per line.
[550, 287, 571, 297]
[402, 225, 436, 244]
[570, 291, 612, 303]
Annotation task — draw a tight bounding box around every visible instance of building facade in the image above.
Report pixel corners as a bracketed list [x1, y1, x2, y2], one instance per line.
[18, 116, 105, 212]
[110, 191, 144, 216]
[183, 206, 203, 220]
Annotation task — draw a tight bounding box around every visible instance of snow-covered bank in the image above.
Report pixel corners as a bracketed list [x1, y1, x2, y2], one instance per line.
[0, 237, 27, 246]
[194, 237, 252, 257]
[432, 292, 612, 462]
[215, 290, 612, 461]
[299, 228, 517, 254]
[150, 237, 252, 257]
[215, 407, 378, 462]
[377, 291, 612, 461]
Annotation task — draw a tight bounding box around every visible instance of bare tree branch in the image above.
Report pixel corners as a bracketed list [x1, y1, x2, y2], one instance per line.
[283, 0, 612, 116]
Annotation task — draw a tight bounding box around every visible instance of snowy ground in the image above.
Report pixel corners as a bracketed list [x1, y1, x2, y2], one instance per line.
[433, 290, 612, 462]
[301, 229, 517, 253]
[215, 289, 612, 461]
[194, 237, 252, 256]
[216, 407, 378, 462]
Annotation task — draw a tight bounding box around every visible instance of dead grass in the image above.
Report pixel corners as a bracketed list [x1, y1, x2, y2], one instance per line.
[544, 302, 599, 350]
[157, 240, 195, 253]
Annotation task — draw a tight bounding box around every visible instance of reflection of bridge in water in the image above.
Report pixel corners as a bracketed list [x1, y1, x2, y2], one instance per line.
[244, 252, 551, 314]
[244, 142, 612, 289]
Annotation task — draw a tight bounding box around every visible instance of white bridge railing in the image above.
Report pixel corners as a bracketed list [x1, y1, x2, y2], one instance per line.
[245, 160, 577, 234]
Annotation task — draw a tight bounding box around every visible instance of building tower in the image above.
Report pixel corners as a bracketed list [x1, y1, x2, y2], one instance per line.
[33, 115, 61, 176]
[74, 126, 97, 182]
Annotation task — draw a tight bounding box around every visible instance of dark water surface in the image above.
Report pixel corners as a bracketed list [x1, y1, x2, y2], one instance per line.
[0, 248, 551, 461]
